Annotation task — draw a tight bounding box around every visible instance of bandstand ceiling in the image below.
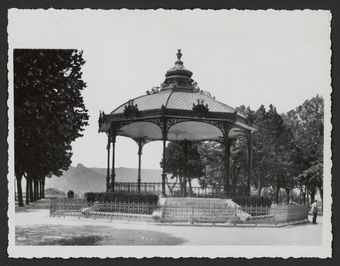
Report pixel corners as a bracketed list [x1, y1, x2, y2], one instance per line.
[168, 121, 221, 141]
[119, 122, 162, 140]
[118, 121, 247, 142]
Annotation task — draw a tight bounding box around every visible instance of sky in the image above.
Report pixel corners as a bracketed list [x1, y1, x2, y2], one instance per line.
[8, 9, 332, 169]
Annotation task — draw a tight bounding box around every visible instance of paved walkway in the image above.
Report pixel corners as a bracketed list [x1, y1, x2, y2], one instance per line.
[15, 199, 323, 246]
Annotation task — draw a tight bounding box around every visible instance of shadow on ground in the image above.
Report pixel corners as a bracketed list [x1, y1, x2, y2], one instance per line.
[15, 199, 50, 213]
[16, 224, 186, 245]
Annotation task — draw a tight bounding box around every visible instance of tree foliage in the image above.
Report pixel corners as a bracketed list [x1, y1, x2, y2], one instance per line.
[14, 49, 89, 206]
[160, 95, 324, 204]
[284, 95, 324, 201]
[161, 141, 205, 196]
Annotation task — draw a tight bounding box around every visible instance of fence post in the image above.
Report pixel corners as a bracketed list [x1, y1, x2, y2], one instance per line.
[254, 205, 258, 226]
[191, 202, 194, 224]
[49, 198, 53, 217]
[213, 202, 215, 225]
[234, 203, 237, 226]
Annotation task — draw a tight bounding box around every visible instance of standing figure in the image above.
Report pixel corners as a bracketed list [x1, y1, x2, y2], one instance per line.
[311, 200, 318, 224]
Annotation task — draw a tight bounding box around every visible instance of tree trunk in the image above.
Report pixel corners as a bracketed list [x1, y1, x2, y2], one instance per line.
[17, 176, 24, 206]
[37, 180, 40, 200]
[25, 177, 30, 205]
[275, 185, 280, 204]
[188, 178, 192, 196]
[300, 187, 306, 205]
[42, 178, 45, 198]
[33, 180, 38, 201]
[307, 190, 310, 206]
[29, 179, 34, 202]
[257, 178, 262, 197]
[247, 169, 251, 196]
[302, 191, 306, 204]
[179, 176, 184, 197]
[33, 180, 35, 201]
[285, 188, 290, 204]
[40, 180, 43, 199]
[310, 187, 316, 204]
[39, 180, 42, 198]
[318, 186, 323, 212]
[37, 180, 41, 200]
[165, 175, 177, 196]
[255, 171, 262, 197]
[318, 186, 323, 201]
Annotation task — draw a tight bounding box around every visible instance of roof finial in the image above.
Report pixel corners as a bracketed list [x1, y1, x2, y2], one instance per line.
[177, 49, 182, 61]
[175, 49, 183, 66]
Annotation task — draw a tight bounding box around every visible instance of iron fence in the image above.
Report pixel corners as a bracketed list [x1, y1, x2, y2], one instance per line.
[161, 202, 308, 225]
[115, 182, 161, 194]
[162, 202, 235, 224]
[114, 182, 249, 198]
[50, 198, 309, 226]
[49, 197, 157, 222]
[50, 198, 89, 217]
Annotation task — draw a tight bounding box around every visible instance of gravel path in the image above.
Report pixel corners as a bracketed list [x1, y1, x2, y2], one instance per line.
[15, 200, 322, 246]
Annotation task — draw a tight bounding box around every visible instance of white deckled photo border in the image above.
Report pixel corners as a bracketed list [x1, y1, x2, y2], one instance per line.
[7, 8, 333, 258]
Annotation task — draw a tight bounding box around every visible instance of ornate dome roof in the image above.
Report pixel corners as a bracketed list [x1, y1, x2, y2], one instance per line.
[111, 49, 243, 117]
[99, 50, 254, 141]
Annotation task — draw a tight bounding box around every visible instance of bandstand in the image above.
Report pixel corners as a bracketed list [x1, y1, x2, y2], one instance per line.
[98, 50, 255, 197]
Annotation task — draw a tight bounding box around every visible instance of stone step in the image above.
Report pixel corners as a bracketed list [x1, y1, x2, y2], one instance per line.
[161, 197, 236, 223]
[165, 197, 226, 207]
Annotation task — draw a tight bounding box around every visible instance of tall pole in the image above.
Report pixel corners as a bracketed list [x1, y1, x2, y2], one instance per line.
[106, 134, 111, 192]
[111, 134, 116, 192]
[137, 139, 143, 194]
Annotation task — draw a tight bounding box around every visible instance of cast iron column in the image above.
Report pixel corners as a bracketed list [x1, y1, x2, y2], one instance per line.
[161, 117, 167, 197]
[247, 132, 252, 196]
[137, 139, 143, 194]
[106, 134, 111, 191]
[223, 138, 231, 198]
[161, 137, 167, 197]
[111, 134, 116, 192]
[183, 139, 188, 197]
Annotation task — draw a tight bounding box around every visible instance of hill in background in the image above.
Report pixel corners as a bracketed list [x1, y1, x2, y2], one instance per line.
[45, 163, 162, 194]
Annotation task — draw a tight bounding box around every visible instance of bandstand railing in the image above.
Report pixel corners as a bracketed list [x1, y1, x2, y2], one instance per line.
[50, 197, 157, 222]
[49, 197, 309, 226]
[114, 182, 249, 198]
[115, 182, 162, 194]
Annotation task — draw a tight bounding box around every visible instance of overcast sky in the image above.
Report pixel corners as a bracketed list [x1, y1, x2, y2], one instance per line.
[8, 9, 331, 169]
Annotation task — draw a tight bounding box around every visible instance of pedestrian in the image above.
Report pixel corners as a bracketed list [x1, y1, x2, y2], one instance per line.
[311, 200, 318, 224]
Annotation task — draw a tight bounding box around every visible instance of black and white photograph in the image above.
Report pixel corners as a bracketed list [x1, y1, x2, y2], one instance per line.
[7, 9, 332, 258]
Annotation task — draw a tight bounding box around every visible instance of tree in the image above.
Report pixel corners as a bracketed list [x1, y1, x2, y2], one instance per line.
[250, 105, 272, 196]
[197, 141, 224, 190]
[229, 137, 248, 197]
[284, 95, 324, 203]
[245, 104, 296, 202]
[161, 141, 205, 196]
[14, 49, 89, 206]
